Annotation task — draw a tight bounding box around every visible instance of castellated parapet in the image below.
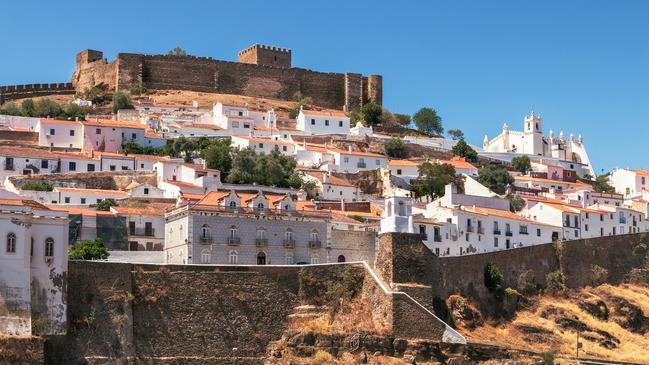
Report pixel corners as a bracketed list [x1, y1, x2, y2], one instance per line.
[71, 45, 382, 111]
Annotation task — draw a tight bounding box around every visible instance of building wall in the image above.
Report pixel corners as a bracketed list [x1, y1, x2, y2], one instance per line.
[296, 112, 351, 135]
[72, 50, 382, 111]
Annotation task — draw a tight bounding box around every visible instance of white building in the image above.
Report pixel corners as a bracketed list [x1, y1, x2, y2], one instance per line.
[296, 107, 350, 135]
[38, 119, 84, 149]
[482, 112, 595, 177]
[609, 168, 649, 197]
[231, 135, 295, 156]
[326, 146, 388, 173]
[302, 171, 360, 201]
[0, 198, 68, 336]
[111, 203, 172, 251]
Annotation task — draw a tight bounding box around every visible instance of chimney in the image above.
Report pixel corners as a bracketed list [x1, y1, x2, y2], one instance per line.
[323, 172, 329, 184]
[348, 145, 352, 154]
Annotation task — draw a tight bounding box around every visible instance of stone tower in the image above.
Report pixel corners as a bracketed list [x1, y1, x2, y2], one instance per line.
[237, 44, 292, 68]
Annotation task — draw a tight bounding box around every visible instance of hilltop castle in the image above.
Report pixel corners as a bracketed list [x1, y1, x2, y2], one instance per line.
[71, 44, 382, 111]
[482, 112, 595, 176]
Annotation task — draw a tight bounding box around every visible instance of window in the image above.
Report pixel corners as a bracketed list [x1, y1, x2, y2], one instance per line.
[229, 201, 237, 208]
[110, 165, 116, 171]
[257, 202, 265, 209]
[285, 253, 294, 265]
[376, 159, 380, 166]
[256, 228, 266, 240]
[87, 164, 95, 172]
[45, 238, 54, 257]
[310, 255, 319, 264]
[49, 128, 55, 135]
[343, 156, 349, 163]
[144, 188, 149, 195]
[310, 230, 319, 242]
[95, 128, 101, 135]
[6, 233, 16, 253]
[121, 166, 128, 170]
[41, 160, 48, 169]
[325, 120, 329, 126]
[337, 255, 346, 262]
[238, 111, 243, 116]
[140, 163, 144, 169]
[494, 237, 498, 247]
[201, 224, 210, 239]
[229, 225, 238, 240]
[232, 121, 239, 128]
[228, 250, 238, 264]
[64, 197, 70, 203]
[282, 146, 287, 152]
[244, 123, 250, 129]
[81, 198, 86, 204]
[311, 119, 316, 125]
[537, 228, 541, 237]
[339, 121, 343, 127]
[69, 130, 75, 136]
[585, 224, 589, 231]
[396, 169, 402, 175]
[200, 249, 210, 264]
[259, 143, 264, 148]
[131, 133, 137, 139]
[285, 229, 294, 242]
[69, 162, 76, 171]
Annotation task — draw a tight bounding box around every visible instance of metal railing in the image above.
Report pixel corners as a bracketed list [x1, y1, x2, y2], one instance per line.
[199, 235, 212, 244]
[255, 238, 268, 247]
[505, 231, 513, 237]
[309, 240, 322, 249]
[433, 234, 442, 242]
[228, 236, 240, 245]
[130, 228, 155, 237]
[283, 239, 295, 249]
[493, 229, 501, 235]
[477, 227, 484, 234]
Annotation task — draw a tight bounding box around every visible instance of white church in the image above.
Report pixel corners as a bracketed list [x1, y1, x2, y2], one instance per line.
[482, 112, 595, 177]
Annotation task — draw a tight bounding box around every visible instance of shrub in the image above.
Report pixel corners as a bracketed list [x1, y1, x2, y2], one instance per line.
[312, 350, 334, 364]
[21, 181, 52, 191]
[590, 265, 609, 286]
[69, 239, 109, 260]
[361, 102, 382, 126]
[504, 287, 521, 298]
[540, 350, 557, 365]
[516, 269, 537, 295]
[96, 199, 117, 211]
[545, 270, 566, 294]
[384, 138, 405, 158]
[112, 91, 133, 113]
[484, 262, 504, 293]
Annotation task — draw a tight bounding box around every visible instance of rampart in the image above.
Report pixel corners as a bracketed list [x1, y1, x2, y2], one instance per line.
[71, 49, 382, 111]
[0, 83, 75, 104]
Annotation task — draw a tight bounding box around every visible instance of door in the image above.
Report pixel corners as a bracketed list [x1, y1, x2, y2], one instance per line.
[257, 252, 266, 265]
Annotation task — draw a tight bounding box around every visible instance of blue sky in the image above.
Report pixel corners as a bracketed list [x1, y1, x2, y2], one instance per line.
[1, 1, 648, 172]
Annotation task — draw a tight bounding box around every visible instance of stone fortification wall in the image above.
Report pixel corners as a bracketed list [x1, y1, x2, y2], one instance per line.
[72, 50, 382, 111]
[0, 83, 75, 104]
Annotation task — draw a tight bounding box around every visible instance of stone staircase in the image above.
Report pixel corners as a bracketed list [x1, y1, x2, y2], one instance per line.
[287, 304, 330, 326]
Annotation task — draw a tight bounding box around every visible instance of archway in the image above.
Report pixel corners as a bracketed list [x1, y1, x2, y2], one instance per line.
[257, 252, 266, 265]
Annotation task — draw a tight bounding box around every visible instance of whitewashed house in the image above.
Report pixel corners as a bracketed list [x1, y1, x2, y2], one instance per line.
[302, 171, 360, 201]
[231, 135, 295, 156]
[609, 168, 649, 197]
[38, 119, 84, 149]
[296, 107, 350, 135]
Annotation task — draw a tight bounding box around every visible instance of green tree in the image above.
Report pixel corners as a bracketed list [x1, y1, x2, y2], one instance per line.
[507, 194, 526, 212]
[226, 148, 258, 184]
[411, 163, 465, 199]
[64, 103, 90, 120]
[288, 92, 313, 119]
[0, 102, 21, 116]
[69, 238, 110, 260]
[34, 98, 62, 117]
[361, 102, 382, 126]
[451, 140, 478, 163]
[511, 155, 531, 175]
[21, 99, 36, 117]
[477, 165, 514, 195]
[200, 138, 232, 178]
[393, 113, 411, 126]
[484, 262, 504, 293]
[287, 172, 304, 189]
[413, 107, 443, 135]
[112, 91, 133, 113]
[384, 138, 406, 158]
[96, 199, 117, 211]
[447, 129, 464, 140]
[21, 181, 52, 191]
[168, 47, 188, 56]
[349, 109, 361, 125]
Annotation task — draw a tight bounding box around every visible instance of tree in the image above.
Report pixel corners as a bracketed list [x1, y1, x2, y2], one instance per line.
[484, 262, 504, 293]
[384, 138, 405, 158]
[507, 194, 526, 212]
[411, 162, 465, 199]
[96, 199, 117, 211]
[200, 138, 232, 178]
[34, 98, 62, 117]
[69, 238, 110, 260]
[511, 155, 531, 175]
[379, 108, 395, 125]
[477, 165, 514, 195]
[168, 47, 188, 56]
[21, 99, 36, 117]
[413, 107, 443, 135]
[349, 109, 361, 125]
[21, 181, 52, 191]
[447, 129, 464, 140]
[451, 140, 478, 163]
[593, 175, 615, 193]
[227, 148, 259, 184]
[361, 102, 382, 126]
[0, 102, 21, 115]
[288, 92, 314, 119]
[112, 91, 133, 113]
[393, 113, 411, 126]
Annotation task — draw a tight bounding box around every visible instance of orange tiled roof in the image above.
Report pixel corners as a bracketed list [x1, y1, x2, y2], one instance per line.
[111, 202, 175, 216]
[301, 109, 348, 118]
[303, 171, 355, 187]
[82, 118, 145, 130]
[0, 145, 97, 161]
[442, 156, 477, 170]
[389, 160, 419, 167]
[0, 198, 50, 210]
[54, 187, 129, 196]
[40, 119, 82, 126]
[327, 148, 385, 158]
[233, 135, 294, 146]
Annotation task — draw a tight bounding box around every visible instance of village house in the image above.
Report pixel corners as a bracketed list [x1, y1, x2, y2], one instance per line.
[295, 107, 350, 135]
[609, 168, 649, 197]
[38, 119, 84, 149]
[301, 170, 360, 201]
[111, 202, 172, 251]
[231, 135, 296, 156]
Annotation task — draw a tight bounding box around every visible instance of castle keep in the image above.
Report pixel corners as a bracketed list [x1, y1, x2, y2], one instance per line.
[71, 44, 383, 111]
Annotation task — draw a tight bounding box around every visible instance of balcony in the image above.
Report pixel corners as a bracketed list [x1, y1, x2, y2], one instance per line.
[505, 231, 513, 237]
[477, 227, 484, 234]
[466, 226, 474, 233]
[283, 239, 295, 249]
[199, 235, 212, 244]
[228, 236, 240, 245]
[309, 240, 322, 249]
[255, 238, 268, 247]
[357, 162, 367, 169]
[130, 228, 155, 237]
[493, 229, 501, 235]
[519, 230, 529, 235]
[433, 234, 442, 242]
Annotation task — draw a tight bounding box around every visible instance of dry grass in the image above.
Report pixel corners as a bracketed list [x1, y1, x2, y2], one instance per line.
[460, 283, 649, 363]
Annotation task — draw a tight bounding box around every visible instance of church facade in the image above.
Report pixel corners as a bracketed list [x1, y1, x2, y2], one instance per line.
[482, 112, 595, 176]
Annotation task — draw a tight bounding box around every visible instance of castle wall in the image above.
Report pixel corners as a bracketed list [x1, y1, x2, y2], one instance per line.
[72, 50, 382, 111]
[0, 83, 75, 104]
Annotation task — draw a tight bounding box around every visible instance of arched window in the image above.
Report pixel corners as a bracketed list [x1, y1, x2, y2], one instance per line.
[398, 201, 405, 216]
[285, 253, 294, 265]
[229, 225, 238, 239]
[201, 224, 210, 239]
[44, 238, 54, 257]
[6, 233, 16, 253]
[310, 230, 319, 243]
[257, 202, 265, 209]
[337, 255, 346, 263]
[200, 249, 210, 264]
[229, 250, 238, 265]
[229, 200, 237, 208]
[310, 255, 319, 264]
[284, 228, 294, 242]
[257, 251, 266, 265]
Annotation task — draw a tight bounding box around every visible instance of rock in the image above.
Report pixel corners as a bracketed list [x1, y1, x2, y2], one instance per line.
[359, 351, 368, 364]
[393, 338, 408, 354]
[272, 349, 282, 358]
[578, 295, 609, 320]
[403, 354, 417, 364]
[448, 295, 484, 329]
[374, 351, 382, 357]
[610, 297, 649, 334]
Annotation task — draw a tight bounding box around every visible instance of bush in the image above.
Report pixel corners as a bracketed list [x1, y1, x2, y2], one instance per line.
[504, 287, 521, 298]
[96, 199, 117, 211]
[540, 350, 557, 365]
[384, 138, 405, 158]
[361, 102, 382, 126]
[21, 181, 52, 191]
[413, 107, 443, 135]
[484, 262, 504, 293]
[69, 239, 109, 260]
[591, 265, 609, 286]
[112, 91, 133, 113]
[507, 194, 525, 212]
[511, 155, 531, 174]
[451, 140, 478, 163]
[545, 270, 566, 294]
[516, 269, 538, 295]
